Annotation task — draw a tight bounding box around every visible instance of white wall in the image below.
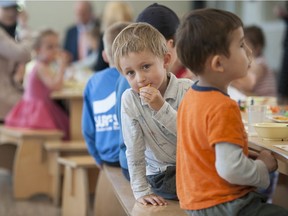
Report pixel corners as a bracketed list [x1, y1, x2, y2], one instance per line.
[24, 1, 192, 39]
[24, 1, 286, 72]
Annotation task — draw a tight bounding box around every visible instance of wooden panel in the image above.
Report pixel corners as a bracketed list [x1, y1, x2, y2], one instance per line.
[94, 169, 126, 216]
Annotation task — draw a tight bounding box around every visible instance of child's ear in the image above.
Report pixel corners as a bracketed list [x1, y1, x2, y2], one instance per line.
[210, 55, 224, 73]
[163, 53, 171, 69]
[102, 50, 109, 64]
[166, 39, 175, 48]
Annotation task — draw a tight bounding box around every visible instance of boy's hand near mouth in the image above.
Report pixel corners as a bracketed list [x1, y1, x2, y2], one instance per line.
[139, 84, 165, 111]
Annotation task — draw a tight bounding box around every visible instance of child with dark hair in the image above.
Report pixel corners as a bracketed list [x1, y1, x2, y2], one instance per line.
[176, 8, 288, 216]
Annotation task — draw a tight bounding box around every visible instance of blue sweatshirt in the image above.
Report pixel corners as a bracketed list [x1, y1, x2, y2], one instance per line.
[115, 75, 130, 170]
[82, 67, 120, 165]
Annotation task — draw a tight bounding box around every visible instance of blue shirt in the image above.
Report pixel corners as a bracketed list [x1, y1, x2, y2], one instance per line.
[115, 75, 130, 170]
[82, 67, 120, 165]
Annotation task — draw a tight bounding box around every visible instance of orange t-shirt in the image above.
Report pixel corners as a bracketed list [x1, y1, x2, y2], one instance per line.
[176, 86, 253, 210]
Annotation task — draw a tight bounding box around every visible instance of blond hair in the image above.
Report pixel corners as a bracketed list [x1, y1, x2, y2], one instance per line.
[112, 22, 168, 72]
[101, 1, 133, 31]
[103, 21, 131, 64]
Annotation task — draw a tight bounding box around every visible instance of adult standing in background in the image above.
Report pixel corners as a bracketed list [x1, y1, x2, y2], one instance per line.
[63, 0, 100, 62]
[0, 0, 31, 123]
[276, 1, 288, 104]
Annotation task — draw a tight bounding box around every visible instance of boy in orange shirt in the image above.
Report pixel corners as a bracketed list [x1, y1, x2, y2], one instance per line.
[176, 8, 288, 216]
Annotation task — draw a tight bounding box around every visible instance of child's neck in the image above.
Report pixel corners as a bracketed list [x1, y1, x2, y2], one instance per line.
[198, 77, 229, 94]
[158, 74, 170, 96]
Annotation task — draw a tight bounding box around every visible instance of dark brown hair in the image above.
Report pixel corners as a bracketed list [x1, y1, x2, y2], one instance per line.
[176, 8, 243, 74]
[244, 25, 265, 56]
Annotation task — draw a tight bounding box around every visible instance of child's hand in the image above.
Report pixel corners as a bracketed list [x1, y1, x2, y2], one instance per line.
[257, 150, 278, 172]
[139, 86, 165, 111]
[57, 50, 71, 69]
[137, 194, 167, 206]
[248, 150, 259, 160]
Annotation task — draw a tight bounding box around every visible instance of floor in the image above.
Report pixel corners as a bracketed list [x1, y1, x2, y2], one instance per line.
[0, 168, 61, 216]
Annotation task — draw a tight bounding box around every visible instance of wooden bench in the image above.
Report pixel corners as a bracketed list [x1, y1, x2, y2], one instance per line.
[94, 165, 186, 216]
[44, 140, 88, 206]
[58, 155, 99, 216]
[0, 126, 63, 199]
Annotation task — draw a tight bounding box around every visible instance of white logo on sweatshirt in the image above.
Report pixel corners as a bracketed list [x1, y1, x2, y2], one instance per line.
[93, 92, 119, 132]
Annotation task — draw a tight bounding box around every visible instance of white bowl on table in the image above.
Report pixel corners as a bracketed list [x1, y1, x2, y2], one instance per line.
[253, 123, 288, 141]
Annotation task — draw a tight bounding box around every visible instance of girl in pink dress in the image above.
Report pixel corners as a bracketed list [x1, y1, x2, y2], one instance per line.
[5, 29, 70, 140]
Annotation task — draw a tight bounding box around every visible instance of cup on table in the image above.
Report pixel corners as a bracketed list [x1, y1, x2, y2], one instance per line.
[248, 105, 267, 136]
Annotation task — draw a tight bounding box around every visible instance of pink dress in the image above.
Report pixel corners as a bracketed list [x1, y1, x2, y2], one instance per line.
[5, 65, 70, 140]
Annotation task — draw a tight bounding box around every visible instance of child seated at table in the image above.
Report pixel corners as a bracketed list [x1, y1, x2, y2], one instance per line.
[176, 8, 288, 216]
[82, 22, 130, 168]
[232, 25, 277, 96]
[112, 23, 193, 206]
[5, 29, 70, 140]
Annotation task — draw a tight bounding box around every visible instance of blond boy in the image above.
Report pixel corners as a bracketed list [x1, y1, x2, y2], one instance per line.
[112, 23, 192, 206]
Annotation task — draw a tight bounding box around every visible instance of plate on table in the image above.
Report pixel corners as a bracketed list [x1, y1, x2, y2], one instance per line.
[268, 115, 288, 123]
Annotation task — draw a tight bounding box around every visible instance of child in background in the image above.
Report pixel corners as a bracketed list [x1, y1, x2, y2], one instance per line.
[70, 24, 100, 72]
[170, 58, 196, 80]
[5, 29, 70, 139]
[116, 2, 182, 182]
[82, 22, 130, 168]
[232, 25, 277, 96]
[176, 8, 288, 216]
[112, 23, 193, 206]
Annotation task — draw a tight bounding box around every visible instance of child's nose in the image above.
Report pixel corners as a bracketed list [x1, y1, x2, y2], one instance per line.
[136, 74, 146, 83]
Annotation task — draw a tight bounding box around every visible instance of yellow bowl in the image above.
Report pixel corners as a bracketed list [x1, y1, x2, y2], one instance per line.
[253, 123, 288, 141]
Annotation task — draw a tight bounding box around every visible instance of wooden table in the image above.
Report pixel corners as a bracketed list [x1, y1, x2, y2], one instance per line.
[51, 88, 83, 140]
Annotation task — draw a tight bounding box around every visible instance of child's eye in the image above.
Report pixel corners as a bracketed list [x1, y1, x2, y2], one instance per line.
[240, 42, 245, 48]
[126, 70, 134, 77]
[142, 64, 150, 70]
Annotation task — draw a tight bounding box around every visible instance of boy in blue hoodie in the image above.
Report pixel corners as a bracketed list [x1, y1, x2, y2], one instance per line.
[82, 22, 130, 168]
